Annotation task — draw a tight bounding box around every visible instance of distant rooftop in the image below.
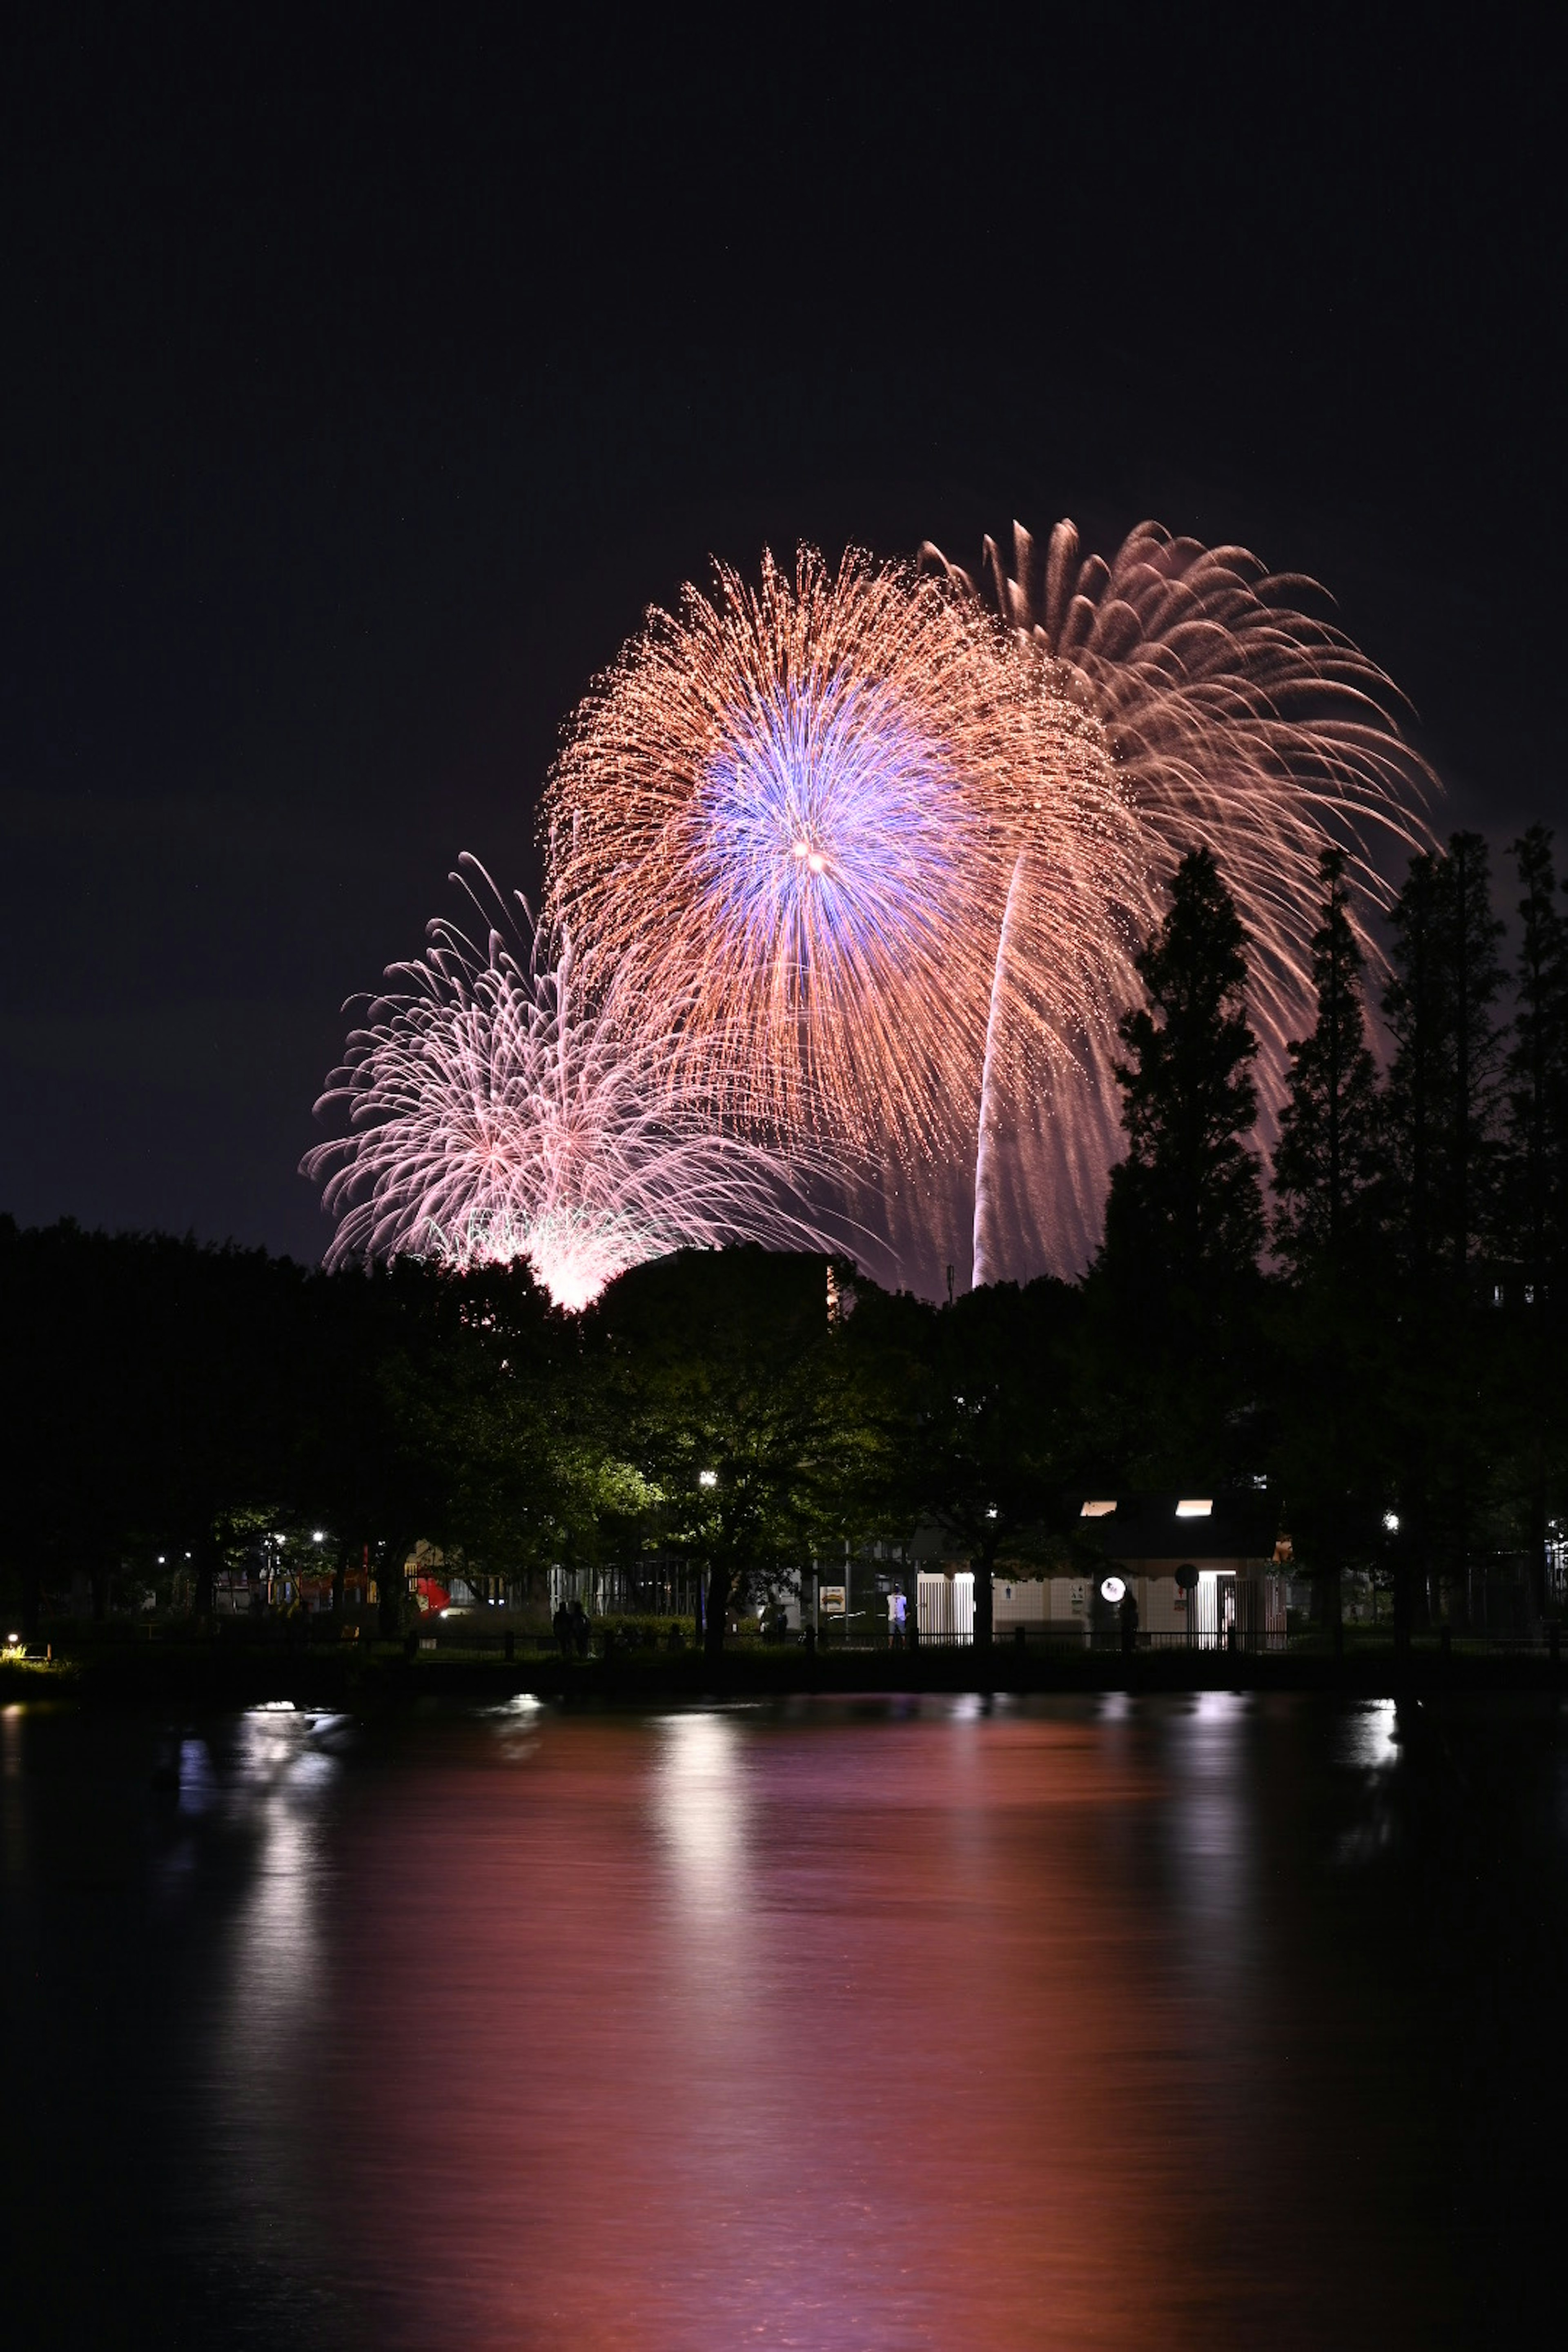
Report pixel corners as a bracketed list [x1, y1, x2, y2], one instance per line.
[1073, 1490, 1278, 1562]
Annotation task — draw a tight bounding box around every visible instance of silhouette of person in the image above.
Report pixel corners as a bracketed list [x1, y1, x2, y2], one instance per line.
[1119, 1587, 1140, 1655]
[570, 1598, 590, 1658]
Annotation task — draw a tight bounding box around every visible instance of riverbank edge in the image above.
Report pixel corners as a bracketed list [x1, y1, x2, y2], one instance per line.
[4, 1645, 1564, 1709]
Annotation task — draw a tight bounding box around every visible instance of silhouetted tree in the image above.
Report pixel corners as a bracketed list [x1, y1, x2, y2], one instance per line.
[917, 1278, 1083, 1652]
[1273, 847, 1384, 1274]
[1269, 851, 1388, 1629]
[1384, 833, 1506, 1279]
[1092, 848, 1265, 1482]
[1499, 826, 1568, 1609]
[1381, 834, 1508, 1630]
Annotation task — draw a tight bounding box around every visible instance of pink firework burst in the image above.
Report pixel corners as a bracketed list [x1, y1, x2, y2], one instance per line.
[922, 520, 1436, 1283]
[302, 862, 838, 1311]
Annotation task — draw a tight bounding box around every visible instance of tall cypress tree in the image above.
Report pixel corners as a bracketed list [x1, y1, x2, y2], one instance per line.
[1381, 833, 1507, 1630]
[1383, 833, 1506, 1280]
[1503, 825, 1568, 1296]
[1101, 846, 1265, 1285]
[1502, 826, 1568, 1611]
[1094, 849, 1265, 1481]
[1269, 850, 1386, 1631]
[1272, 847, 1383, 1274]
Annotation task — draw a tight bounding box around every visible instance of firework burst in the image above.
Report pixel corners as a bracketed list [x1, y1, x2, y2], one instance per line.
[302, 862, 836, 1311]
[545, 546, 1053, 1151]
[923, 520, 1435, 1280]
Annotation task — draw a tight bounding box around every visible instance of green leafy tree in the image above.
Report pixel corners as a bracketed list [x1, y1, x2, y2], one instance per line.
[585, 1248, 857, 1663]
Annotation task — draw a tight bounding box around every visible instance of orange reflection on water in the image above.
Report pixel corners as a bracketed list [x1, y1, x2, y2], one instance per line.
[309, 1698, 1448, 2350]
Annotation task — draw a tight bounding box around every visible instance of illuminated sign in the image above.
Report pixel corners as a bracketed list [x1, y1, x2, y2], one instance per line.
[1100, 1575, 1127, 1605]
[820, 1585, 847, 1615]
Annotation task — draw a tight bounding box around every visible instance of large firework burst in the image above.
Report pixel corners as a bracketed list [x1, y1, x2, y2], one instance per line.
[302, 864, 835, 1311]
[544, 545, 1129, 1152]
[923, 520, 1435, 1279]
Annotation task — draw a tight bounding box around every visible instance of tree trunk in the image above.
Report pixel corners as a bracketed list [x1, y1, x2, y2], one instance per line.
[972, 1541, 996, 1653]
[91, 1556, 111, 1621]
[379, 1540, 408, 1640]
[20, 1561, 43, 1646]
[704, 1562, 732, 1665]
[192, 1529, 218, 1623]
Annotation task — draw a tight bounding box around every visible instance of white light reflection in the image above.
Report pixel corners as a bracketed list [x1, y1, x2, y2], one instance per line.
[177, 1737, 215, 1816]
[1339, 1697, 1401, 1773]
[654, 1713, 752, 1936]
[226, 1710, 336, 2058]
[1165, 1693, 1255, 1964]
[479, 1690, 545, 1760]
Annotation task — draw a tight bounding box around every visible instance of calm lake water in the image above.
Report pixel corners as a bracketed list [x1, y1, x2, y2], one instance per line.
[3, 1690, 1565, 2348]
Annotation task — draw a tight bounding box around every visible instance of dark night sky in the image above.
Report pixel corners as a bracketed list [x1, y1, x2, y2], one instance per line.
[1, 7, 1561, 1261]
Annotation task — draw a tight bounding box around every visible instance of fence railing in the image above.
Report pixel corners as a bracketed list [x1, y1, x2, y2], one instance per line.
[22, 1615, 1568, 1665]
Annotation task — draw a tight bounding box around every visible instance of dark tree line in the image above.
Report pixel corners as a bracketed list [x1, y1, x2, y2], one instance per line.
[4, 826, 1566, 1653]
[1091, 827, 1568, 1637]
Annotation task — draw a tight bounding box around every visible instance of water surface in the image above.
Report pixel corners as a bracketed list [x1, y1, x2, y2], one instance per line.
[4, 1692, 1563, 2347]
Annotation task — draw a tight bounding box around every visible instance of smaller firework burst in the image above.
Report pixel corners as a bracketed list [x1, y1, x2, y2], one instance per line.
[302, 862, 836, 1311]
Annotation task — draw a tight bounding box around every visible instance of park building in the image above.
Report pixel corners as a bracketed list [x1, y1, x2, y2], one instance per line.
[911, 1492, 1288, 1647]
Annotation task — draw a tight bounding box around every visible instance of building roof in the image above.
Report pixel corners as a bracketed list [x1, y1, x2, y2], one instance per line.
[1074, 1490, 1278, 1564]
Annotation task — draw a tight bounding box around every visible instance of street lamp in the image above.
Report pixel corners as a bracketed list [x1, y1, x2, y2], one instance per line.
[698, 1469, 717, 1489]
[1383, 1511, 1400, 1534]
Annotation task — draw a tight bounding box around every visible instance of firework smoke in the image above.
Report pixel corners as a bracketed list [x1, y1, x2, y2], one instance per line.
[303, 862, 837, 1312]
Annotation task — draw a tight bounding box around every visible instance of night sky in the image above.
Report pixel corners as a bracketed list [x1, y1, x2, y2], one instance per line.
[2, 9, 1561, 1262]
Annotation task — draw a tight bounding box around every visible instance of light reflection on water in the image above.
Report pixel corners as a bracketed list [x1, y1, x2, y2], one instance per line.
[6, 1693, 1565, 2347]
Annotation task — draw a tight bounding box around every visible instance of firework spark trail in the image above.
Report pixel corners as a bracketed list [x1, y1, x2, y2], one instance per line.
[924, 520, 1436, 1281]
[302, 861, 841, 1311]
[545, 545, 1120, 1155]
[971, 849, 1029, 1289]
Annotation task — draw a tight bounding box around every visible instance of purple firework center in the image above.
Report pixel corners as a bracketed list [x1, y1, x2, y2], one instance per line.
[692, 674, 975, 1007]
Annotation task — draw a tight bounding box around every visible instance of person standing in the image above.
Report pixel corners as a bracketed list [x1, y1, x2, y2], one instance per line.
[1119, 1586, 1140, 1656]
[552, 1597, 571, 1657]
[570, 1597, 590, 1658]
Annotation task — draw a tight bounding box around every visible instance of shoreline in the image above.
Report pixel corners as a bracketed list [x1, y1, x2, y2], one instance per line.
[4, 1640, 1565, 1710]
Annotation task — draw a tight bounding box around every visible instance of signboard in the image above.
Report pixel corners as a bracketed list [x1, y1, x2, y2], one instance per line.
[820, 1585, 847, 1616]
